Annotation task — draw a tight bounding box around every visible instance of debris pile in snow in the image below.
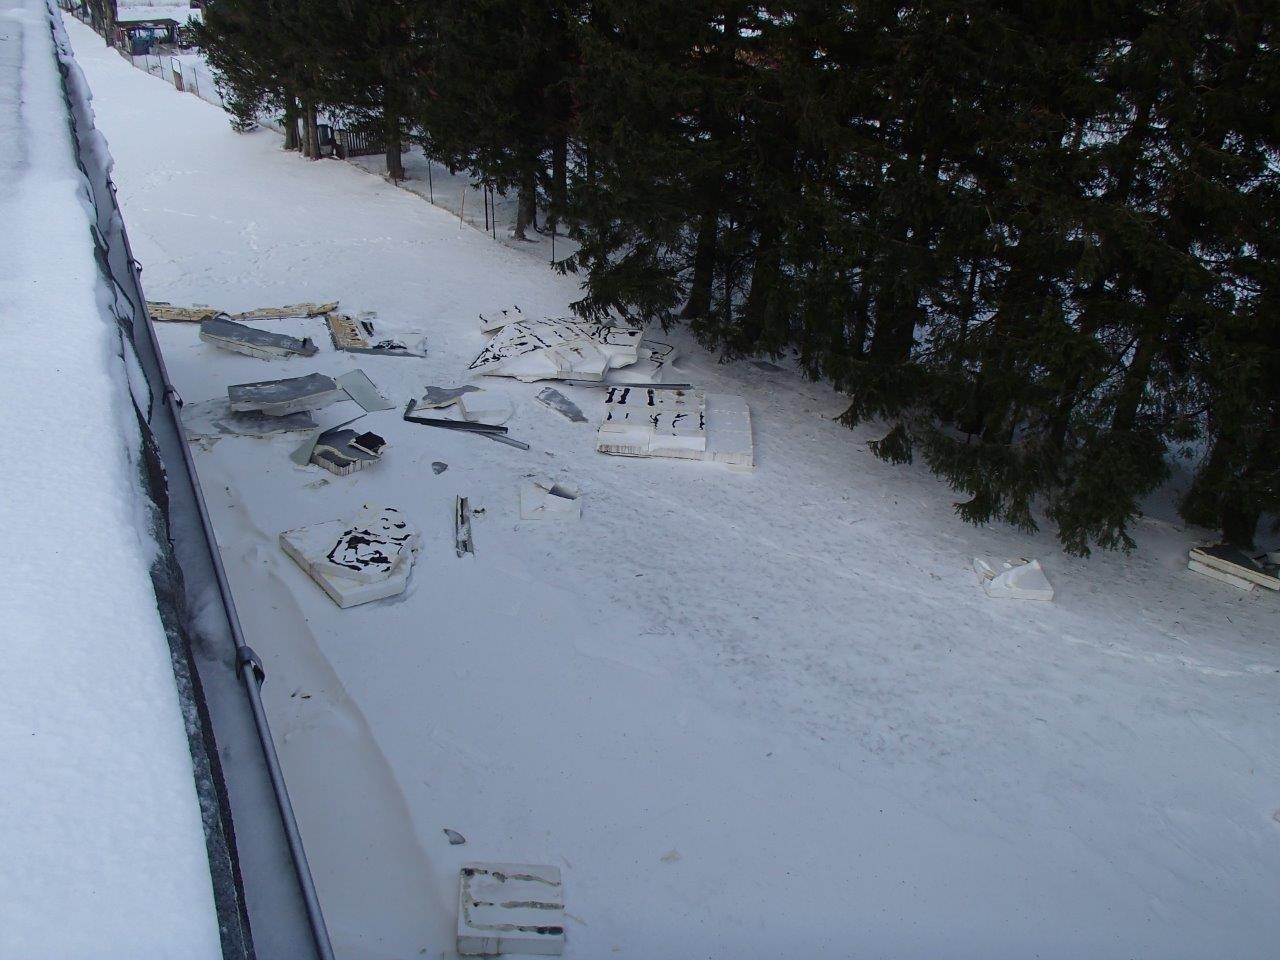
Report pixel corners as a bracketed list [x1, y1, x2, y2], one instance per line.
[280, 505, 420, 608]
[457, 863, 565, 957]
[1187, 544, 1280, 592]
[199, 317, 318, 360]
[468, 317, 644, 382]
[973, 556, 1055, 601]
[596, 387, 754, 469]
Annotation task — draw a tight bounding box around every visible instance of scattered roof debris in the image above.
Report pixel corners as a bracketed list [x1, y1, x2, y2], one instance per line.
[199, 316, 318, 360]
[148, 302, 223, 323]
[457, 863, 564, 957]
[1188, 544, 1279, 592]
[973, 557, 1055, 601]
[336, 369, 395, 412]
[181, 398, 318, 440]
[289, 401, 367, 465]
[534, 387, 586, 423]
[479, 304, 523, 334]
[228, 372, 345, 416]
[418, 384, 482, 409]
[469, 317, 644, 382]
[327, 312, 426, 357]
[457, 391, 514, 425]
[519, 478, 581, 520]
[431, 461, 449, 475]
[280, 505, 420, 608]
[404, 399, 531, 450]
[231, 302, 337, 320]
[150, 300, 337, 322]
[596, 387, 754, 469]
[443, 828, 467, 846]
[311, 428, 386, 476]
[455, 496, 475, 557]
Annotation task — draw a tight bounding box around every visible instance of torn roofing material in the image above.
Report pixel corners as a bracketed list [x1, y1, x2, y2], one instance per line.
[200, 317, 318, 360]
[534, 387, 587, 423]
[228, 373, 344, 416]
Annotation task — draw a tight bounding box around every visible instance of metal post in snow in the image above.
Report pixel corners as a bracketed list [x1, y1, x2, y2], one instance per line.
[484, 184, 489, 233]
[427, 162, 433, 203]
[459, 185, 465, 228]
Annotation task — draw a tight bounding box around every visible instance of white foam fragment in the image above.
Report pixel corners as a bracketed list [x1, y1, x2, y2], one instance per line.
[280, 506, 420, 608]
[973, 557, 1055, 601]
[458, 863, 564, 956]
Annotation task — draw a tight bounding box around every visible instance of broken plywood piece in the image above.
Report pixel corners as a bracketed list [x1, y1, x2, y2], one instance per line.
[199, 317, 318, 360]
[328, 313, 426, 357]
[310, 428, 385, 476]
[228, 372, 344, 416]
[457, 863, 564, 957]
[231, 301, 337, 320]
[280, 505, 420, 608]
[1188, 544, 1280, 591]
[181, 398, 317, 440]
[973, 557, 1055, 601]
[469, 317, 644, 382]
[535, 387, 587, 423]
[148, 302, 224, 323]
[479, 304, 523, 334]
[327, 313, 371, 351]
[336, 369, 394, 412]
[519, 479, 581, 520]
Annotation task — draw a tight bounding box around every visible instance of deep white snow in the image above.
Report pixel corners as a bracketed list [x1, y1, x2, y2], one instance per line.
[64, 13, 1280, 959]
[0, 2, 221, 956]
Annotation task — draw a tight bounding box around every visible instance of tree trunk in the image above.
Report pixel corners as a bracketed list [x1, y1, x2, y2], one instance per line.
[740, 226, 782, 351]
[513, 166, 538, 241]
[384, 98, 404, 181]
[548, 134, 568, 232]
[283, 97, 301, 151]
[681, 203, 719, 320]
[304, 102, 320, 160]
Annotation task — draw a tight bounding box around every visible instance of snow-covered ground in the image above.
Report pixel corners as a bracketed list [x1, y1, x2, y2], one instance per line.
[1, 2, 220, 956]
[64, 13, 1280, 959]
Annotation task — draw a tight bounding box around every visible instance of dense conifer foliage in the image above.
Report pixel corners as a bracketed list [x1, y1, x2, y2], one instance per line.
[196, 0, 1279, 552]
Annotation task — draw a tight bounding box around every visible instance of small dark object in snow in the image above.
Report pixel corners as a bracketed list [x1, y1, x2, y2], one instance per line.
[443, 828, 466, 845]
[351, 431, 387, 456]
[432, 461, 448, 475]
[751, 359, 783, 372]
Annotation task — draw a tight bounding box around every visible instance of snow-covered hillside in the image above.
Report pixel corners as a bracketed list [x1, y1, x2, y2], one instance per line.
[63, 12, 1280, 960]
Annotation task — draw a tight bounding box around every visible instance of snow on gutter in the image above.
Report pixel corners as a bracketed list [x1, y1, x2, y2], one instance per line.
[1, 2, 335, 957]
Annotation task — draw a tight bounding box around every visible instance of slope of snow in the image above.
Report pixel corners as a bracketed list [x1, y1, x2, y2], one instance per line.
[0, 2, 220, 956]
[64, 14, 1280, 960]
